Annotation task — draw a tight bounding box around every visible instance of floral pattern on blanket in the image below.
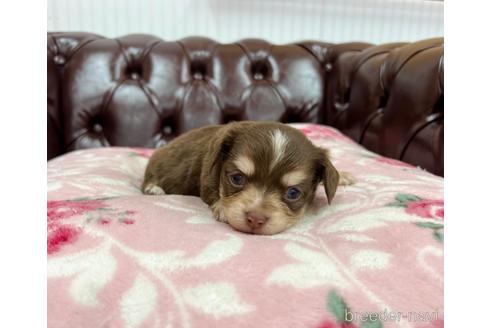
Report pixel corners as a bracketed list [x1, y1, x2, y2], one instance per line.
[47, 124, 443, 328]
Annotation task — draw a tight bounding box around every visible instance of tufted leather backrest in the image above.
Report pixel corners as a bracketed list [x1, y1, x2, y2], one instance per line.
[48, 33, 444, 176]
[47, 33, 330, 151]
[325, 38, 444, 176]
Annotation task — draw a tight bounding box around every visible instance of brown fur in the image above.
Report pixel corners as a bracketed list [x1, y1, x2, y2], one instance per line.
[142, 121, 344, 235]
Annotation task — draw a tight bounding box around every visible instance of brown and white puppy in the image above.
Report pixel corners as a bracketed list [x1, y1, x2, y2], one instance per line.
[142, 121, 351, 235]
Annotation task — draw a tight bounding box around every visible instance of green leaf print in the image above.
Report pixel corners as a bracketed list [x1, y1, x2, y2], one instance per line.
[415, 222, 444, 230]
[433, 230, 444, 243]
[327, 290, 351, 323]
[361, 318, 383, 328]
[395, 193, 421, 203]
[386, 201, 407, 207]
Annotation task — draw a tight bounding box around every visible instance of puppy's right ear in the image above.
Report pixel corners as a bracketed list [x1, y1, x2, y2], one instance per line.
[316, 148, 340, 205]
[200, 123, 238, 205]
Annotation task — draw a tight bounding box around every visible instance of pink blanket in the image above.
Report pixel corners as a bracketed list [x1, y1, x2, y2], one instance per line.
[47, 124, 443, 328]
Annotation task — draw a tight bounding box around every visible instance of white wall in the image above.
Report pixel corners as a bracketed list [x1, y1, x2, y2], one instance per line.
[47, 0, 443, 44]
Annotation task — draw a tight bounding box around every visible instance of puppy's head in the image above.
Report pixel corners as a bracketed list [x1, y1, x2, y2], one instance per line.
[205, 122, 339, 235]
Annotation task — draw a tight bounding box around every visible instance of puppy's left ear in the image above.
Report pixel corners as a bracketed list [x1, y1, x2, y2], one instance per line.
[316, 148, 339, 204]
[200, 122, 240, 205]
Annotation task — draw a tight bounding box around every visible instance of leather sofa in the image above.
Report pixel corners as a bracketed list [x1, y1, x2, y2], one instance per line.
[47, 33, 443, 176]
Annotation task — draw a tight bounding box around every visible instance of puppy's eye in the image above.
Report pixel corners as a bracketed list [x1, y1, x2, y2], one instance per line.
[229, 173, 246, 187]
[285, 187, 302, 201]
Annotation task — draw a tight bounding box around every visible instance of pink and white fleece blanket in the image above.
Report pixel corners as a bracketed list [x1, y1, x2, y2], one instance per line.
[47, 124, 444, 328]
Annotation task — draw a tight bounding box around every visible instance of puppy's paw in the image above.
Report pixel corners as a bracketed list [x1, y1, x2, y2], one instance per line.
[338, 172, 357, 186]
[211, 201, 227, 223]
[142, 183, 166, 195]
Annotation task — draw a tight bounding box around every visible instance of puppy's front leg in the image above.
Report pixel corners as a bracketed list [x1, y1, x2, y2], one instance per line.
[338, 172, 356, 186]
[210, 200, 227, 223]
[142, 183, 166, 195]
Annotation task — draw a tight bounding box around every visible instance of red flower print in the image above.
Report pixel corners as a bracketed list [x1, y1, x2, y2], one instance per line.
[119, 210, 137, 225]
[47, 225, 81, 254]
[47, 199, 106, 255]
[121, 218, 135, 225]
[298, 125, 351, 142]
[389, 194, 444, 242]
[417, 319, 444, 328]
[405, 199, 444, 220]
[47, 198, 138, 254]
[130, 148, 154, 158]
[48, 199, 106, 222]
[316, 320, 357, 328]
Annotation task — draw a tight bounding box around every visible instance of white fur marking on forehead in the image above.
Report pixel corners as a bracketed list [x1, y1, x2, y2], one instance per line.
[270, 129, 288, 171]
[281, 170, 308, 186]
[233, 155, 255, 176]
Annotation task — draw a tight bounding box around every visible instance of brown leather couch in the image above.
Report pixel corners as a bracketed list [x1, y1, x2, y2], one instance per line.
[48, 33, 443, 176]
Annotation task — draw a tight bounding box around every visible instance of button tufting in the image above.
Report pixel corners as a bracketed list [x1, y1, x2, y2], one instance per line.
[251, 60, 269, 81]
[163, 125, 172, 135]
[53, 55, 66, 66]
[334, 102, 349, 112]
[125, 60, 143, 81]
[253, 72, 264, 80]
[192, 72, 204, 80]
[190, 60, 207, 81]
[325, 63, 333, 71]
[93, 123, 103, 133]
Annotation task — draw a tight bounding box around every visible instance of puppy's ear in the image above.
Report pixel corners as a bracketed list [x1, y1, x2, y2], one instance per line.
[316, 148, 339, 204]
[200, 123, 239, 205]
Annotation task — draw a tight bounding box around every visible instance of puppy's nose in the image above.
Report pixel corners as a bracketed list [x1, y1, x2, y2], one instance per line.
[245, 211, 269, 230]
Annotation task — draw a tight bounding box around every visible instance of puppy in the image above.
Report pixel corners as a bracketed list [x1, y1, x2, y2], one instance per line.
[142, 121, 349, 235]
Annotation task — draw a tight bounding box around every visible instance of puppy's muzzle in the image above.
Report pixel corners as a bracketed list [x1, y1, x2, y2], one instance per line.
[245, 211, 269, 230]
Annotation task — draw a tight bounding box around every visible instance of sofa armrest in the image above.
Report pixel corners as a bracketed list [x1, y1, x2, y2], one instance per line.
[324, 38, 444, 176]
[47, 32, 106, 160]
[48, 34, 63, 160]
